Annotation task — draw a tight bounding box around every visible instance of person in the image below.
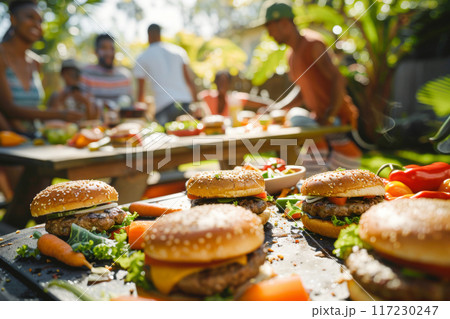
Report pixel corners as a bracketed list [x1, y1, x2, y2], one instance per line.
[199, 70, 272, 117]
[81, 34, 133, 109]
[0, 0, 82, 137]
[48, 59, 97, 120]
[264, 2, 362, 171]
[134, 24, 198, 125]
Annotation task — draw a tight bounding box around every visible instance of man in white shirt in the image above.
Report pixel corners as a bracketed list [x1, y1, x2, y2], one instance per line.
[134, 24, 197, 124]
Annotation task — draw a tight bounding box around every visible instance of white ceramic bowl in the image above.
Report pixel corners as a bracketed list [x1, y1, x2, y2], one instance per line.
[264, 165, 306, 195]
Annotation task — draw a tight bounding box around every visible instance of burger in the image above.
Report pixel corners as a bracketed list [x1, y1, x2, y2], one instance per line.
[340, 198, 450, 300]
[30, 180, 127, 237]
[108, 122, 143, 147]
[300, 169, 385, 238]
[269, 110, 286, 125]
[202, 115, 225, 135]
[186, 169, 271, 224]
[143, 204, 266, 297]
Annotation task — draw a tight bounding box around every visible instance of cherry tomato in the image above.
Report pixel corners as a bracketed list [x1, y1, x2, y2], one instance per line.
[385, 181, 413, 197]
[438, 179, 450, 192]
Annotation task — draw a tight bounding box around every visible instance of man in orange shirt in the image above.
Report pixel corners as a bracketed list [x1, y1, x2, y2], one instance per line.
[264, 2, 361, 171]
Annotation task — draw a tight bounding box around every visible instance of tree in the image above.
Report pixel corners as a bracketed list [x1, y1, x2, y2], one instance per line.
[246, 0, 448, 143]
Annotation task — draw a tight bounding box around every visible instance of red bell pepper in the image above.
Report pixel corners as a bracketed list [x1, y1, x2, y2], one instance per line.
[409, 191, 450, 200]
[378, 162, 450, 193]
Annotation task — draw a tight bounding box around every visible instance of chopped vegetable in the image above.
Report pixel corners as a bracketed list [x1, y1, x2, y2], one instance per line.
[16, 231, 41, 258]
[16, 244, 40, 259]
[263, 157, 286, 172]
[116, 251, 153, 290]
[333, 224, 371, 259]
[127, 221, 155, 250]
[239, 275, 310, 301]
[128, 202, 182, 217]
[284, 201, 302, 220]
[275, 195, 303, 210]
[37, 233, 92, 269]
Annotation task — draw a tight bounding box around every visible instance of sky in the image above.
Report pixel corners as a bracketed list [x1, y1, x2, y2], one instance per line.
[85, 0, 201, 43]
[0, 0, 208, 44]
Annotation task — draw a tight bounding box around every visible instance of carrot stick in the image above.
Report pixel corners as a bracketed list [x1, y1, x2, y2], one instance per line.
[238, 275, 310, 301]
[128, 202, 182, 217]
[37, 233, 92, 269]
[127, 221, 155, 250]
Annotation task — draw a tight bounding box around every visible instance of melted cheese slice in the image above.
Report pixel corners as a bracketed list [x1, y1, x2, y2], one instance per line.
[150, 255, 247, 295]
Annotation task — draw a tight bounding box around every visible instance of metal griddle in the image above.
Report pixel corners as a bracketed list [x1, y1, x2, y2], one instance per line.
[0, 192, 349, 301]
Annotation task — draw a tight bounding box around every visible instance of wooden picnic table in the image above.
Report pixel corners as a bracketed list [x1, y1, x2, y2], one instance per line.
[0, 125, 351, 229]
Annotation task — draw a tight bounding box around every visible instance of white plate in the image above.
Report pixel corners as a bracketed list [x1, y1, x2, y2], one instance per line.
[264, 165, 306, 195]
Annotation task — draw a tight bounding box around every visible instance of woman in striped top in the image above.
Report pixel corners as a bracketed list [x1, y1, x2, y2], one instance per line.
[0, 1, 82, 137]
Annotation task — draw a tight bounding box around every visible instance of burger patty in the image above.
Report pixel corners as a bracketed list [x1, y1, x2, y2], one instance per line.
[191, 197, 268, 215]
[45, 207, 127, 237]
[346, 248, 450, 301]
[174, 246, 266, 296]
[302, 196, 384, 218]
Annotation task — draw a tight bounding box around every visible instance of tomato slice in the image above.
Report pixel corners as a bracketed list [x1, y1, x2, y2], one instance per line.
[253, 192, 268, 200]
[187, 193, 200, 200]
[328, 197, 347, 206]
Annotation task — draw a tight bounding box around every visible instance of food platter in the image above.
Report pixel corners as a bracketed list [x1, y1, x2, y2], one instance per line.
[264, 165, 306, 194]
[0, 193, 349, 301]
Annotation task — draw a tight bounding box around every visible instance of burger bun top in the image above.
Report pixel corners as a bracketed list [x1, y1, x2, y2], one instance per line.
[144, 204, 264, 263]
[301, 169, 385, 197]
[30, 180, 118, 217]
[359, 198, 450, 267]
[186, 170, 265, 198]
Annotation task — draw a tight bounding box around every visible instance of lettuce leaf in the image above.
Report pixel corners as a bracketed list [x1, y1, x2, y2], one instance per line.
[331, 215, 360, 227]
[285, 201, 303, 217]
[15, 231, 42, 259]
[110, 212, 138, 230]
[68, 224, 129, 261]
[115, 251, 153, 290]
[16, 244, 40, 259]
[333, 224, 371, 259]
[204, 288, 234, 301]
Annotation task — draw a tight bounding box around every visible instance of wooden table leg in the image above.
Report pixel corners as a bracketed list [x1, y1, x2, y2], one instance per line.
[2, 167, 52, 229]
[110, 172, 149, 204]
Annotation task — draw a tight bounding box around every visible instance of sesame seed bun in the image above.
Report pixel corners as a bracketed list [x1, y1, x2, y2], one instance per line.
[301, 169, 385, 197]
[301, 214, 348, 238]
[359, 198, 450, 268]
[30, 180, 118, 217]
[186, 170, 265, 198]
[347, 280, 382, 301]
[144, 204, 264, 263]
[257, 209, 271, 225]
